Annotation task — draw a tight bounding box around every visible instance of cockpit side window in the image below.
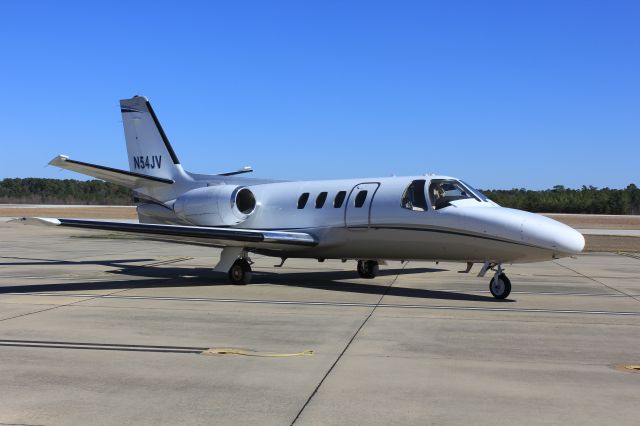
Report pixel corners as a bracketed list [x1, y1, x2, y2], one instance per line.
[401, 179, 427, 211]
[429, 179, 479, 210]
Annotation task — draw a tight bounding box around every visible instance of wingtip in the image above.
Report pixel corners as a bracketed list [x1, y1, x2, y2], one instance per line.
[15, 217, 62, 226]
[48, 155, 69, 166]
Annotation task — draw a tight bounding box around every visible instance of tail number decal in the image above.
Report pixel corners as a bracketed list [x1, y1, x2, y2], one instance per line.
[133, 155, 162, 170]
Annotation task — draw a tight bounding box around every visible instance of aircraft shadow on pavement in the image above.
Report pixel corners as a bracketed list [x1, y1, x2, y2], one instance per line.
[0, 256, 155, 267]
[0, 262, 510, 302]
[254, 269, 505, 302]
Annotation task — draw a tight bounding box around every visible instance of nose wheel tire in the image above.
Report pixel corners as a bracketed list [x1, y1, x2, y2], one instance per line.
[229, 259, 252, 285]
[490, 273, 511, 299]
[357, 260, 379, 279]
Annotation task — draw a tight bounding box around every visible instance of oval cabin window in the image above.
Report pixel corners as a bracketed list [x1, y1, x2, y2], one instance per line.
[354, 190, 368, 208]
[297, 193, 310, 209]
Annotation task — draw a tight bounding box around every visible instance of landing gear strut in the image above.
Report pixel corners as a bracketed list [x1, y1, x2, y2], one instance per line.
[228, 258, 252, 285]
[357, 260, 379, 279]
[489, 264, 511, 299]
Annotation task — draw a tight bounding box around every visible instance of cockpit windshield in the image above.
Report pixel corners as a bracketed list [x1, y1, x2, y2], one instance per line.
[429, 179, 480, 209]
[461, 180, 490, 202]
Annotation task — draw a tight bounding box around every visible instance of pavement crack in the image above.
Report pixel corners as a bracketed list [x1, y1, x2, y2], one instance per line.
[290, 262, 408, 425]
[553, 261, 640, 303]
[0, 287, 134, 323]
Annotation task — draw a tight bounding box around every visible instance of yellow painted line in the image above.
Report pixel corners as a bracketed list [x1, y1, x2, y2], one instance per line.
[614, 364, 640, 374]
[202, 348, 314, 357]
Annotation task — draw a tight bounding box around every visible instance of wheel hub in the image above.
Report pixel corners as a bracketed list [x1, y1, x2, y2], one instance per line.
[232, 266, 242, 280]
[492, 278, 505, 294]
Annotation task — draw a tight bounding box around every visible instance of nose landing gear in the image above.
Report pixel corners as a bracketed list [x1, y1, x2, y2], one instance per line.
[489, 263, 511, 299]
[478, 262, 512, 299]
[489, 271, 511, 299]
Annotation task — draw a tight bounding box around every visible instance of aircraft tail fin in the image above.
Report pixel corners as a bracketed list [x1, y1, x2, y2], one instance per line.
[120, 96, 183, 182]
[50, 96, 258, 203]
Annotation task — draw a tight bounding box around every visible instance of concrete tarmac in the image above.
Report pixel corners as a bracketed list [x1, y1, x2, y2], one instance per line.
[0, 223, 639, 425]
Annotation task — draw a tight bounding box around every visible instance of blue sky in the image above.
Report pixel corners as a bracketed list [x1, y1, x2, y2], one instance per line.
[0, 1, 638, 189]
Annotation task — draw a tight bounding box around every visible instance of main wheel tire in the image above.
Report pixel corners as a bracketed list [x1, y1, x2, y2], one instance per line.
[357, 260, 379, 279]
[489, 273, 511, 299]
[228, 259, 252, 285]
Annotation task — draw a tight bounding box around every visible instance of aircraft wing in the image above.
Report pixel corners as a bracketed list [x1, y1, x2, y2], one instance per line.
[49, 155, 174, 188]
[21, 218, 318, 249]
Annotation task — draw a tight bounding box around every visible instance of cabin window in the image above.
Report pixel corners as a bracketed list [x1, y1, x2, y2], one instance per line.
[401, 179, 427, 211]
[297, 192, 310, 209]
[316, 192, 328, 208]
[354, 190, 368, 208]
[429, 179, 478, 210]
[333, 191, 346, 208]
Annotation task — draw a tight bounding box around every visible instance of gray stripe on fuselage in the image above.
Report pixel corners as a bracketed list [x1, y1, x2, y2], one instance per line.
[250, 224, 550, 252]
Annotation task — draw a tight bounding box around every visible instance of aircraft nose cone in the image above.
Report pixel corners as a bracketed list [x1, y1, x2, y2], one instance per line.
[554, 226, 585, 254]
[522, 214, 585, 255]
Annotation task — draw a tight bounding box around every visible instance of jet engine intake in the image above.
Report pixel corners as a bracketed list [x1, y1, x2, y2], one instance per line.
[173, 185, 256, 226]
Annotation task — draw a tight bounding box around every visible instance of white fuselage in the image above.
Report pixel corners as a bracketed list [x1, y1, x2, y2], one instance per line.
[142, 174, 585, 264]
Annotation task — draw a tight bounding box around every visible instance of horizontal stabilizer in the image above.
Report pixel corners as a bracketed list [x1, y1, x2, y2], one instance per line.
[19, 217, 318, 248]
[218, 166, 253, 176]
[49, 155, 174, 188]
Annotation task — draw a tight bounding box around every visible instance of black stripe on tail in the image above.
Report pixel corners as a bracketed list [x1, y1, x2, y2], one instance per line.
[145, 101, 181, 165]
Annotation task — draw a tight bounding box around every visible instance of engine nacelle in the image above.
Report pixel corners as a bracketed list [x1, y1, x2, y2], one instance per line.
[173, 185, 257, 226]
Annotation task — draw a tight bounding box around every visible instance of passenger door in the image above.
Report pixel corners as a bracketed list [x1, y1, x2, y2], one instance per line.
[344, 182, 380, 229]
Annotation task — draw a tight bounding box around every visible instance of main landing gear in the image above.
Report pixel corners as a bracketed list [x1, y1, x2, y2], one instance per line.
[228, 258, 252, 285]
[357, 260, 379, 279]
[214, 248, 254, 285]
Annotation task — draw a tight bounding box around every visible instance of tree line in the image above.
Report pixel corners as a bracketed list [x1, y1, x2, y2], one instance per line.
[481, 184, 640, 215]
[1, 178, 639, 214]
[0, 178, 133, 205]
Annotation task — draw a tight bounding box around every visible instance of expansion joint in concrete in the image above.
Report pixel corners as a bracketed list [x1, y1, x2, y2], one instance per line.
[290, 262, 408, 425]
[553, 260, 640, 303]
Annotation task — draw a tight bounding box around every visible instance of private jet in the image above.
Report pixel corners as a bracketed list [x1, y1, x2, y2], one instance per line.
[30, 96, 585, 299]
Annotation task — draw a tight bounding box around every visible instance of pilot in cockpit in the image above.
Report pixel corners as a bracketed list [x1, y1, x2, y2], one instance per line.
[430, 182, 449, 210]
